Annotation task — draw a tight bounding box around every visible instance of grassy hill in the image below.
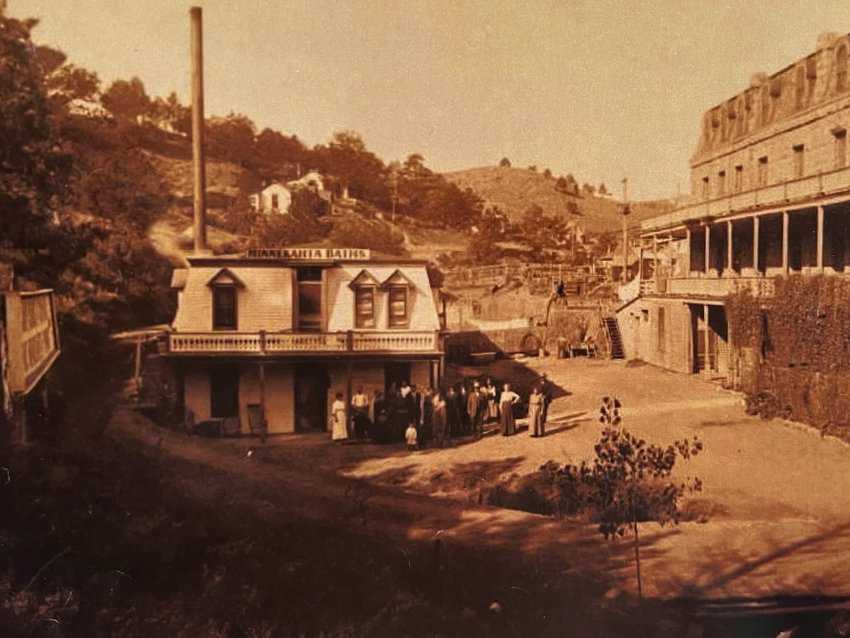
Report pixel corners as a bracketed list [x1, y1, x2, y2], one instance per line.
[443, 166, 674, 233]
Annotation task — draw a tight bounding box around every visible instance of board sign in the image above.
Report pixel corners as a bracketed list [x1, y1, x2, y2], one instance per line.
[245, 248, 371, 261]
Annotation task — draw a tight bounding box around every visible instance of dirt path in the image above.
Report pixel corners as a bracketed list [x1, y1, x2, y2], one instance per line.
[109, 373, 850, 603]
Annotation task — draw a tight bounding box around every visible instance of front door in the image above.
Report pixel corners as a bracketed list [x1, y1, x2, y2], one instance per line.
[210, 364, 239, 418]
[294, 364, 329, 431]
[385, 361, 411, 395]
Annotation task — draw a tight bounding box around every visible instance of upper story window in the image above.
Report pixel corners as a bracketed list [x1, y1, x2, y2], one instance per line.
[271, 193, 279, 210]
[297, 267, 323, 332]
[207, 268, 244, 330]
[355, 287, 375, 328]
[717, 170, 726, 196]
[212, 286, 237, 330]
[349, 269, 382, 329]
[758, 156, 769, 187]
[793, 144, 805, 178]
[381, 269, 415, 328]
[734, 165, 743, 192]
[834, 128, 847, 169]
[701, 176, 710, 199]
[388, 286, 409, 327]
[837, 45, 848, 92]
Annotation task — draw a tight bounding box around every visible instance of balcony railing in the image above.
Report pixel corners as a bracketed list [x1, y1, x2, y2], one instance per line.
[649, 276, 777, 298]
[642, 165, 850, 232]
[168, 330, 441, 355]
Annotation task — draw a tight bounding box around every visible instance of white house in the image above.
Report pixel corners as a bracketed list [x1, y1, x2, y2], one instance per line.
[166, 246, 444, 435]
[249, 182, 292, 214]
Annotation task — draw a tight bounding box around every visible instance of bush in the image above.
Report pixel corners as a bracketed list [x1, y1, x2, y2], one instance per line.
[328, 216, 405, 255]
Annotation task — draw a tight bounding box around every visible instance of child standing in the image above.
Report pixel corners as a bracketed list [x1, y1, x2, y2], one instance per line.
[405, 422, 418, 451]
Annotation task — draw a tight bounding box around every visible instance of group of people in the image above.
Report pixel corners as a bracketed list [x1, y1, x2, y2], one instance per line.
[329, 374, 554, 448]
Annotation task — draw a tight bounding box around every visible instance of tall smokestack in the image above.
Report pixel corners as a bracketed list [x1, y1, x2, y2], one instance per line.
[190, 6, 208, 254]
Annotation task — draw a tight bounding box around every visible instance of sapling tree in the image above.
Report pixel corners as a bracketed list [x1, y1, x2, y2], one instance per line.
[549, 397, 703, 600]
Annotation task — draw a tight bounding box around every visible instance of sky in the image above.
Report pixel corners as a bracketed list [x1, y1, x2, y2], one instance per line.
[9, 0, 850, 200]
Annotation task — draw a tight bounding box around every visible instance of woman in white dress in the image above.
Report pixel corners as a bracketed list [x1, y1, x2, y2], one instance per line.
[331, 392, 348, 442]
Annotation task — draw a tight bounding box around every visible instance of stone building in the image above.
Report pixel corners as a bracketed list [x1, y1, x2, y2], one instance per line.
[165, 247, 444, 434]
[617, 32, 850, 378]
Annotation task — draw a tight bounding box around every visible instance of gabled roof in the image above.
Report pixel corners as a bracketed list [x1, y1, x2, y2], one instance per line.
[206, 268, 246, 288]
[381, 269, 416, 289]
[348, 269, 382, 289]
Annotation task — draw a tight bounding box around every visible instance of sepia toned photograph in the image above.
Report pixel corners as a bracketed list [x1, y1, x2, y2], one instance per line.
[4, 1, 850, 636]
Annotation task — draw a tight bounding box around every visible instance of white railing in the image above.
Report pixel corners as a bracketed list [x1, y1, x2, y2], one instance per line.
[663, 277, 776, 298]
[168, 330, 440, 355]
[351, 331, 437, 352]
[642, 165, 850, 232]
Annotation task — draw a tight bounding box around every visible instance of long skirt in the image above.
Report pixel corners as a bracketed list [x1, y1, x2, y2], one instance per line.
[528, 403, 544, 437]
[487, 399, 499, 421]
[331, 411, 348, 441]
[499, 403, 515, 436]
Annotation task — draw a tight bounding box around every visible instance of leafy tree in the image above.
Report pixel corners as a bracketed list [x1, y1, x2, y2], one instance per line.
[598, 182, 609, 196]
[0, 12, 74, 276]
[47, 64, 100, 102]
[543, 397, 703, 600]
[207, 112, 257, 167]
[150, 91, 190, 134]
[543, 168, 552, 179]
[499, 157, 511, 168]
[528, 165, 537, 172]
[555, 176, 568, 191]
[101, 77, 151, 122]
[519, 204, 570, 253]
[582, 182, 596, 196]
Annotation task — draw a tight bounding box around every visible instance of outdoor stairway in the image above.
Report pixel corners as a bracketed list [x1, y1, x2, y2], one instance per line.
[603, 316, 625, 359]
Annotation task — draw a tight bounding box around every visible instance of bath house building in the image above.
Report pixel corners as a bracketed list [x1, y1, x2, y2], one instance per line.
[166, 247, 444, 434]
[616, 31, 850, 379]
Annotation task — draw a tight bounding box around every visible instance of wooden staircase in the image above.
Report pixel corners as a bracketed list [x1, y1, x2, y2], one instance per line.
[602, 316, 625, 360]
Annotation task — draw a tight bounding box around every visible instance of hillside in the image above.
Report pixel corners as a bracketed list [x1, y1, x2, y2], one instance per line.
[443, 166, 674, 233]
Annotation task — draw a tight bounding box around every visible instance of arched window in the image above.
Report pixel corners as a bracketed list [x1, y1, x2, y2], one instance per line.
[837, 45, 848, 92]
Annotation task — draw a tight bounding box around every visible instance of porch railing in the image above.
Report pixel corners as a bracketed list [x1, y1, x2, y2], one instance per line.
[168, 330, 441, 355]
[642, 165, 850, 232]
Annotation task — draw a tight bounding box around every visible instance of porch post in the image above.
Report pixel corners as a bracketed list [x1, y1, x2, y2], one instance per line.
[782, 211, 789, 273]
[685, 227, 692, 276]
[703, 304, 711, 374]
[133, 335, 143, 398]
[753, 215, 760, 273]
[704, 224, 710, 274]
[258, 361, 267, 442]
[817, 205, 825, 272]
[345, 359, 353, 438]
[652, 235, 659, 283]
[726, 220, 733, 274]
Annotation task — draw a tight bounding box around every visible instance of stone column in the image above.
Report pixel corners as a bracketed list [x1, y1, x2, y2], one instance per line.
[685, 227, 692, 276]
[817, 205, 825, 272]
[703, 304, 711, 374]
[704, 224, 711, 274]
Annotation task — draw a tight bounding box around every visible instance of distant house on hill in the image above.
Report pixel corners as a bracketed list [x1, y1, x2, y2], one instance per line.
[287, 170, 326, 193]
[249, 182, 292, 214]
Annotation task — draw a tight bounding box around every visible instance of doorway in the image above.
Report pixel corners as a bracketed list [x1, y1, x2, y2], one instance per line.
[210, 364, 239, 418]
[384, 361, 411, 395]
[294, 363, 329, 431]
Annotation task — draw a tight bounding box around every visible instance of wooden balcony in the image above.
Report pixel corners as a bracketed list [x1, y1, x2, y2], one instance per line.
[3, 290, 61, 396]
[648, 276, 777, 299]
[642, 165, 850, 232]
[167, 330, 442, 356]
